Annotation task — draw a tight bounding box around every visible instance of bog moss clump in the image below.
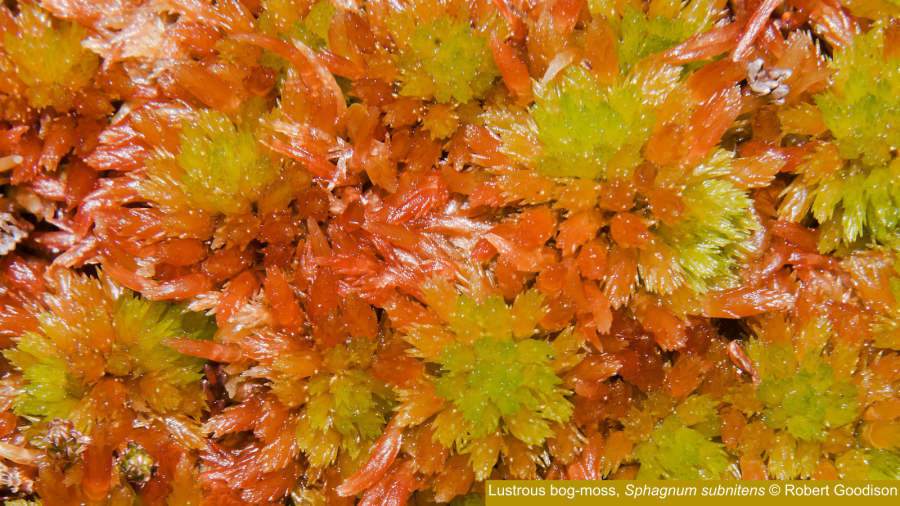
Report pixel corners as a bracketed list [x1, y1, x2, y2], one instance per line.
[2, 0, 900, 503]
[5, 269, 215, 423]
[2, 4, 98, 111]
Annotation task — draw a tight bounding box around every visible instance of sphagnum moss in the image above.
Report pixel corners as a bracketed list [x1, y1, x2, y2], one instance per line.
[0, 0, 899, 504]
